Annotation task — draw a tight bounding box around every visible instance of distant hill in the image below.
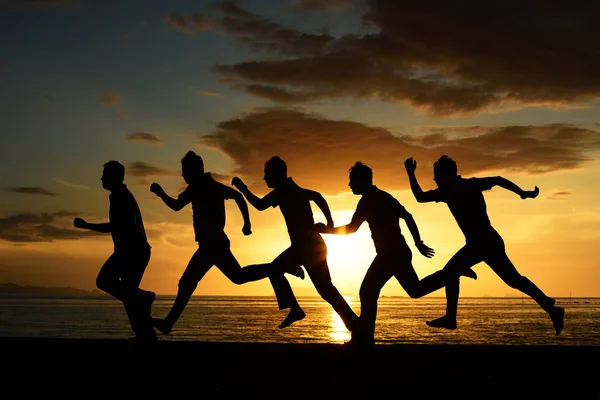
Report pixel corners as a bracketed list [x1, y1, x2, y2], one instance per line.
[0, 282, 105, 296]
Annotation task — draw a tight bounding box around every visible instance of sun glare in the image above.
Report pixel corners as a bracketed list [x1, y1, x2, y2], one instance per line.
[319, 210, 377, 285]
[328, 296, 355, 342]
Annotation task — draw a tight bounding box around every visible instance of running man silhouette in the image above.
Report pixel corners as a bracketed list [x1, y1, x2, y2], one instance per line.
[231, 156, 359, 332]
[317, 161, 476, 346]
[73, 160, 156, 341]
[148, 151, 264, 335]
[404, 155, 564, 335]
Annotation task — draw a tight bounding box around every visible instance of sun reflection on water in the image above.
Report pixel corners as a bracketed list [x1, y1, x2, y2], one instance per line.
[328, 296, 354, 342]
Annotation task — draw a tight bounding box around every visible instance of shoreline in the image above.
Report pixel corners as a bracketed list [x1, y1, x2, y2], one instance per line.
[1, 337, 598, 399]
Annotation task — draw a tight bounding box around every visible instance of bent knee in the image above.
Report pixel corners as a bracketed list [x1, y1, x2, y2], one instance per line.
[96, 276, 109, 292]
[229, 275, 245, 285]
[404, 289, 422, 299]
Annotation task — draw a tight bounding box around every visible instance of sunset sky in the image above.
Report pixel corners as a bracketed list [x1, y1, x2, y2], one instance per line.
[1, 0, 599, 298]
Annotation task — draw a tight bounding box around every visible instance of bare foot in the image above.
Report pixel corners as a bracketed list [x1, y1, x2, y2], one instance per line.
[279, 308, 306, 329]
[150, 317, 173, 335]
[426, 315, 457, 330]
[550, 307, 565, 336]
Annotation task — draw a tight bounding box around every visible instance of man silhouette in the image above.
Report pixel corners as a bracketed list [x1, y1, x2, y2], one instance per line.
[317, 162, 475, 346]
[404, 155, 564, 335]
[148, 151, 262, 335]
[73, 160, 156, 341]
[231, 156, 359, 332]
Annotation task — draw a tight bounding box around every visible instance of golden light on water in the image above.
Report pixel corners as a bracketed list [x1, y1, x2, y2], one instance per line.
[328, 295, 354, 342]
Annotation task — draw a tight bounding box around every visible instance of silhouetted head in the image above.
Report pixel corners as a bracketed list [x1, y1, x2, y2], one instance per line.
[181, 151, 204, 184]
[433, 155, 458, 188]
[348, 161, 373, 195]
[264, 156, 287, 188]
[101, 160, 125, 191]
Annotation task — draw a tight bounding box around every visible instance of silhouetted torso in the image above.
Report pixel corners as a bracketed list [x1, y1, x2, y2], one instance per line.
[356, 186, 408, 253]
[263, 177, 316, 244]
[109, 183, 149, 252]
[178, 172, 233, 244]
[429, 176, 495, 241]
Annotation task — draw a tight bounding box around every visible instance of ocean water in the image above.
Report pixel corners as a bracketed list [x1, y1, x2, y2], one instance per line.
[0, 295, 598, 345]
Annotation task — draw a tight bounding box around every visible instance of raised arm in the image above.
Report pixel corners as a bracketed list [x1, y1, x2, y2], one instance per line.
[231, 177, 270, 211]
[305, 189, 334, 228]
[224, 186, 252, 236]
[398, 207, 434, 258]
[488, 176, 539, 199]
[150, 182, 190, 211]
[404, 158, 439, 203]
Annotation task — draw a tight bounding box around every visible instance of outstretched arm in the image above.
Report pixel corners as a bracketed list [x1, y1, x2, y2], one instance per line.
[305, 189, 334, 228]
[231, 177, 270, 211]
[150, 182, 189, 211]
[404, 158, 438, 203]
[490, 177, 539, 199]
[74, 218, 111, 233]
[399, 208, 434, 258]
[317, 209, 365, 235]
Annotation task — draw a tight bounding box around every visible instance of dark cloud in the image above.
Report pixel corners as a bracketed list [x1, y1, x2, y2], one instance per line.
[163, 1, 334, 56]
[0, 211, 102, 243]
[547, 191, 572, 200]
[7, 187, 58, 196]
[127, 161, 177, 178]
[294, 0, 350, 11]
[162, 13, 216, 34]
[163, 1, 600, 116]
[1, 0, 76, 9]
[125, 132, 163, 146]
[199, 108, 600, 195]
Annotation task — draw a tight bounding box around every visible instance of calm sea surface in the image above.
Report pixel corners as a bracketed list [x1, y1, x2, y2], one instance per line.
[0, 295, 598, 345]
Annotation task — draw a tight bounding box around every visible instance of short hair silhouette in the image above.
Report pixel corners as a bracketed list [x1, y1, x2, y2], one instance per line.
[103, 160, 125, 183]
[181, 151, 204, 173]
[349, 161, 373, 185]
[433, 155, 457, 176]
[265, 156, 287, 176]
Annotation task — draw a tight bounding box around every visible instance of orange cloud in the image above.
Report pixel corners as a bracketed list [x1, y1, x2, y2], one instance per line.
[201, 90, 221, 97]
[99, 91, 121, 106]
[162, 1, 600, 116]
[199, 108, 600, 195]
[546, 191, 572, 201]
[125, 132, 163, 146]
[7, 187, 58, 196]
[127, 161, 177, 178]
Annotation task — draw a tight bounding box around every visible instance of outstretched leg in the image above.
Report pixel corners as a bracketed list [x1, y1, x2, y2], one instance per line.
[236, 247, 305, 327]
[215, 246, 305, 328]
[306, 258, 359, 333]
[414, 244, 482, 329]
[151, 247, 214, 335]
[483, 236, 564, 335]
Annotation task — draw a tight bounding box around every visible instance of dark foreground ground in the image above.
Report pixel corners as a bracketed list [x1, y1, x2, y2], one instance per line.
[1, 338, 598, 400]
